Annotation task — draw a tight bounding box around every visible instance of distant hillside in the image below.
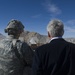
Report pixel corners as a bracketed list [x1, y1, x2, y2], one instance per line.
[0, 33, 6, 40]
[20, 31, 75, 45]
[0, 31, 75, 45]
[20, 31, 49, 45]
[65, 38, 75, 44]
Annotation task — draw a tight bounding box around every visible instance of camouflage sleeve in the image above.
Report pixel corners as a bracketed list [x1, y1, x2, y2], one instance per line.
[21, 42, 34, 66]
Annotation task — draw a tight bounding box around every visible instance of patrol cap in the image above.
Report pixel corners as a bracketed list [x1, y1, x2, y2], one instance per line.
[5, 19, 24, 33]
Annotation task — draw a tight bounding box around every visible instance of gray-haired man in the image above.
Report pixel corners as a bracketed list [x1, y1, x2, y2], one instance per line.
[32, 19, 75, 75]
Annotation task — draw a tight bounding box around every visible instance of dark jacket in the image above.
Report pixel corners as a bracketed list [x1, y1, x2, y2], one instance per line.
[32, 38, 75, 75]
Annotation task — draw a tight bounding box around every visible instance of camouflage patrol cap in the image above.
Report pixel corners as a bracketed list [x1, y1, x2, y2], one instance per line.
[5, 19, 24, 33]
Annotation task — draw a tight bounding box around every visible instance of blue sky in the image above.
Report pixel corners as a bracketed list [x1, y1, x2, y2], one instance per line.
[0, 0, 75, 38]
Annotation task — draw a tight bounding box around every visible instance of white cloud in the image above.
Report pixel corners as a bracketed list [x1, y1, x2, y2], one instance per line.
[64, 20, 75, 32]
[47, 3, 61, 15]
[43, 1, 61, 16]
[66, 20, 75, 26]
[65, 26, 75, 32]
[31, 14, 41, 18]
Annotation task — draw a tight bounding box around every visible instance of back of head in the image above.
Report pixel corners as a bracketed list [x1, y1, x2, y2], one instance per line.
[47, 19, 64, 37]
[5, 19, 24, 35]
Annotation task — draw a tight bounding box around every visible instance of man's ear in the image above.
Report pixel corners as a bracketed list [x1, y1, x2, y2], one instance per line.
[48, 32, 51, 38]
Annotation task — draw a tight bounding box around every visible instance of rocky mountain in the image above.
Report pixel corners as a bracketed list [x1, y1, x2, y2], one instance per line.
[20, 31, 75, 46]
[0, 33, 6, 40]
[20, 31, 49, 45]
[0, 31, 75, 46]
[65, 38, 75, 44]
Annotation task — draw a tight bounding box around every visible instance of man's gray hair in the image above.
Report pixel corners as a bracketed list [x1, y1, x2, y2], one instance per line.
[47, 19, 64, 37]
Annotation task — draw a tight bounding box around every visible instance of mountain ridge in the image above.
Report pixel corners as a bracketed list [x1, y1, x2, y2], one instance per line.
[20, 31, 75, 45]
[0, 31, 75, 45]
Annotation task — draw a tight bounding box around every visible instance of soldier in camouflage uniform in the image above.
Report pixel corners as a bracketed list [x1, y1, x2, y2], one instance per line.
[0, 19, 34, 75]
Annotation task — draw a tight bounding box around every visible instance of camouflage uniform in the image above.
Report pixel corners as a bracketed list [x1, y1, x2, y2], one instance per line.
[0, 20, 34, 75]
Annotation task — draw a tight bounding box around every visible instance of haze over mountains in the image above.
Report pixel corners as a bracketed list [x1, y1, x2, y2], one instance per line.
[21, 31, 75, 44]
[0, 33, 5, 40]
[0, 31, 75, 45]
[20, 31, 49, 44]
